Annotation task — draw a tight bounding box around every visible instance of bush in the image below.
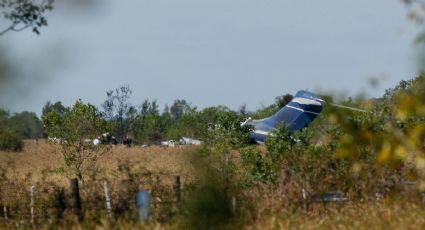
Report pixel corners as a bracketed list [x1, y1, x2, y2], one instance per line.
[240, 147, 277, 184]
[0, 130, 24, 152]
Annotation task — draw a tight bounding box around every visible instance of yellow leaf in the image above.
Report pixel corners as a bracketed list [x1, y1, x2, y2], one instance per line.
[377, 142, 391, 163]
[394, 146, 408, 160]
[416, 157, 425, 170]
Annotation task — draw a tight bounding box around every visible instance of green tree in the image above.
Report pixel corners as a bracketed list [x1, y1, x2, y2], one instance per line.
[130, 100, 168, 144]
[170, 99, 194, 121]
[275, 94, 293, 108]
[7, 111, 43, 139]
[206, 110, 252, 152]
[0, 129, 23, 152]
[42, 101, 66, 118]
[0, 108, 23, 152]
[238, 104, 249, 116]
[166, 111, 200, 140]
[102, 85, 132, 143]
[0, 108, 9, 130]
[140, 99, 150, 116]
[43, 100, 109, 181]
[0, 109, 43, 139]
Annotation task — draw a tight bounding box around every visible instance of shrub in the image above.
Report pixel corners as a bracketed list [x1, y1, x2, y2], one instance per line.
[240, 147, 277, 184]
[0, 130, 24, 152]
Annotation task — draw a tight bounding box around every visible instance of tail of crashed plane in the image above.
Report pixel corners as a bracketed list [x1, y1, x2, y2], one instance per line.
[245, 90, 325, 144]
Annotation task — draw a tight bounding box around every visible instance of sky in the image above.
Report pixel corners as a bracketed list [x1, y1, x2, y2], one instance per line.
[0, 0, 421, 115]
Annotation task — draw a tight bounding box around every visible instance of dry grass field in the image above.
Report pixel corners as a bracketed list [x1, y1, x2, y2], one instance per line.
[1, 140, 425, 229]
[247, 202, 425, 230]
[0, 140, 195, 186]
[0, 140, 200, 229]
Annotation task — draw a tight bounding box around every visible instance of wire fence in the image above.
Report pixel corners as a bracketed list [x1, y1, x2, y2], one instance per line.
[0, 174, 182, 228]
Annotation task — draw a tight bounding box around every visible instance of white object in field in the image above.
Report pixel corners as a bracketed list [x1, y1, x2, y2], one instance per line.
[180, 137, 202, 145]
[83, 138, 92, 144]
[169, 140, 175, 147]
[93, 138, 101, 146]
[48, 137, 65, 144]
[161, 140, 175, 147]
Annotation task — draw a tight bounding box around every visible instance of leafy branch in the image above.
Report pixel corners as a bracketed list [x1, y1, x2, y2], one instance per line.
[0, 0, 54, 36]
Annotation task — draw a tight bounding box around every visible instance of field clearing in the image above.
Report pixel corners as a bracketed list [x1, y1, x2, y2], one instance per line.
[1, 141, 425, 229]
[0, 140, 196, 186]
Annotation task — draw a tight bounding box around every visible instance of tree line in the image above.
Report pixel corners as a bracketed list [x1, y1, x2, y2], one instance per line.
[0, 85, 293, 151]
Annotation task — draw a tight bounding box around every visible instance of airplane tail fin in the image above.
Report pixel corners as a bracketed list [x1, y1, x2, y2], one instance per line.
[261, 90, 324, 132]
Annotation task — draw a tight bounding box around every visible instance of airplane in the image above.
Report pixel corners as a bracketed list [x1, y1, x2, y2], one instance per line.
[243, 90, 325, 144]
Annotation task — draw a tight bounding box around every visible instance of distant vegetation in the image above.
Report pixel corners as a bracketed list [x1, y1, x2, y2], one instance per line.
[1, 76, 425, 229]
[0, 108, 41, 151]
[0, 83, 292, 152]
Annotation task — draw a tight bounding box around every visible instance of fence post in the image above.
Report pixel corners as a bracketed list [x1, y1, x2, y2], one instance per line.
[231, 196, 237, 215]
[103, 180, 113, 219]
[3, 205, 7, 221]
[30, 185, 35, 225]
[174, 176, 181, 202]
[302, 188, 308, 210]
[136, 191, 150, 223]
[70, 179, 82, 220]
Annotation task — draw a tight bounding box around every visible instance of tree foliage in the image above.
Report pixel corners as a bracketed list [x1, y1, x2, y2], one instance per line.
[170, 99, 194, 121]
[130, 101, 168, 144]
[0, 108, 43, 139]
[43, 99, 109, 180]
[42, 101, 65, 118]
[0, 0, 54, 36]
[0, 129, 23, 151]
[7, 111, 43, 139]
[205, 109, 252, 153]
[102, 85, 132, 143]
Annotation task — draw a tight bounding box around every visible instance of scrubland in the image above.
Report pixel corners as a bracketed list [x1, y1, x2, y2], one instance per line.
[0, 140, 424, 229]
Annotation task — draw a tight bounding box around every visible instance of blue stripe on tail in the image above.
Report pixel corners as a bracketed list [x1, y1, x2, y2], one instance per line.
[247, 90, 324, 143]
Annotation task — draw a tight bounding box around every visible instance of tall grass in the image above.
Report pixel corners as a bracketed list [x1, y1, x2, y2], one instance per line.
[0, 140, 424, 229]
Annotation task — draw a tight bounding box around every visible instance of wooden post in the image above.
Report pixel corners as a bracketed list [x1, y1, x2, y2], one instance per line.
[174, 176, 181, 202]
[302, 188, 308, 210]
[103, 180, 113, 219]
[136, 191, 150, 223]
[3, 205, 7, 221]
[30, 186, 35, 225]
[70, 179, 82, 220]
[231, 196, 236, 215]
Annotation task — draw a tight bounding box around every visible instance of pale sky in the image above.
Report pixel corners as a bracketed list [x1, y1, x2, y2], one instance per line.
[0, 0, 420, 115]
